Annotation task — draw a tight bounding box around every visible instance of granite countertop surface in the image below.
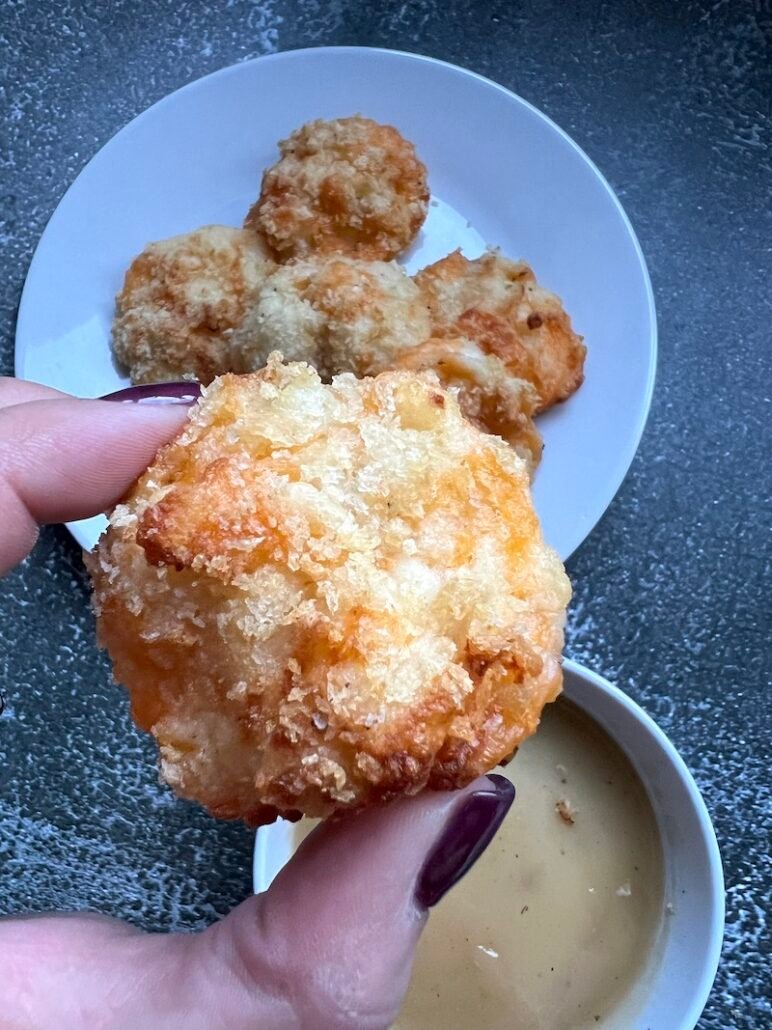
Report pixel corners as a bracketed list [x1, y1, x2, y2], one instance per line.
[0, 0, 769, 1025]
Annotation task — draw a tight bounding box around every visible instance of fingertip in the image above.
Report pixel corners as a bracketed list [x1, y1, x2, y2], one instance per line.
[415, 776, 515, 910]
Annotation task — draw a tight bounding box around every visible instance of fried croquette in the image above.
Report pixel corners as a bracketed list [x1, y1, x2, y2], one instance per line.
[113, 226, 274, 385]
[396, 337, 544, 475]
[246, 116, 429, 261]
[87, 357, 570, 825]
[415, 250, 586, 411]
[231, 256, 431, 379]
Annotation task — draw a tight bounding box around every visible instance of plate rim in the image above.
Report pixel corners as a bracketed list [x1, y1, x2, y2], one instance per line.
[15, 45, 657, 559]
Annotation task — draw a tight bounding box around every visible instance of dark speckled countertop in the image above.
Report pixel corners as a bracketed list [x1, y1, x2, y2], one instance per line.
[0, 1, 769, 1026]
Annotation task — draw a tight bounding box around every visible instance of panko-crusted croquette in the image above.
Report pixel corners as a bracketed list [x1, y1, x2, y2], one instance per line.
[113, 226, 273, 385]
[88, 358, 570, 825]
[231, 255, 431, 379]
[245, 116, 429, 261]
[396, 337, 543, 475]
[415, 250, 586, 411]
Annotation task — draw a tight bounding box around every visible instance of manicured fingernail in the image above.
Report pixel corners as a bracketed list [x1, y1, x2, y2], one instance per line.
[415, 774, 515, 909]
[100, 382, 202, 405]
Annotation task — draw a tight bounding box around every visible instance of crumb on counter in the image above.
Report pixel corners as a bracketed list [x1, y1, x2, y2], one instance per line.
[555, 798, 576, 824]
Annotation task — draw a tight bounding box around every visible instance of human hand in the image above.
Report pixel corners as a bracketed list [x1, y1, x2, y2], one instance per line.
[0, 378, 514, 1029]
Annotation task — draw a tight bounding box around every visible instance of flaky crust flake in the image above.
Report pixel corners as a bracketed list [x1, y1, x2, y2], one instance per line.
[88, 359, 569, 825]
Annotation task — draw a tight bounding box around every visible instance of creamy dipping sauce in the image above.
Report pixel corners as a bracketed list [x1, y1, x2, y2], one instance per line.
[400, 698, 665, 1029]
[294, 697, 666, 1029]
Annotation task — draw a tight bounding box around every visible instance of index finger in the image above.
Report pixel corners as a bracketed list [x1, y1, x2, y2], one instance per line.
[0, 387, 197, 574]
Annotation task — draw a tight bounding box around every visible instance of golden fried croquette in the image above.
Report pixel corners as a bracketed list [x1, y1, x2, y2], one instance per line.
[231, 256, 431, 379]
[87, 357, 569, 825]
[245, 116, 429, 261]
[396, 337, 543, 475]
[415, 250, 586, 411]
[113, 226, 274, 385]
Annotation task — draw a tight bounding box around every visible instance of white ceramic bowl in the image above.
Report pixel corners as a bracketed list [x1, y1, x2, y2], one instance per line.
[253, 659, 724, 1030]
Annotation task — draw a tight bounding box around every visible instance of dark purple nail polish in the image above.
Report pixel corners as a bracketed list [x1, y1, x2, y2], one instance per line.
[415, 774, 515, 909]
[100, 382, 202, 405]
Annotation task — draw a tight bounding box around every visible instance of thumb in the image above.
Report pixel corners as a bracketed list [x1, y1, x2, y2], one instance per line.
[196, 774, 514, 1029]
[0, 778, 512, 1028]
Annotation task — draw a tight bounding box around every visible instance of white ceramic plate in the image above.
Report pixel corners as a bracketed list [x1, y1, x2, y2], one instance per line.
[253, 658, 724, 1030]
[15, 46, 656, 557]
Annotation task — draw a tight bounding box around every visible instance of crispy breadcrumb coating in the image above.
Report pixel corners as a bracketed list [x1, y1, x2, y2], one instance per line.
[415, 250, 586, 411]
[245, 116, 429, 261]
[87, 358, 569, 825]
[231, 256, 431, 379]
[396, 337, 543, 475]
[113, 226, 273, 385]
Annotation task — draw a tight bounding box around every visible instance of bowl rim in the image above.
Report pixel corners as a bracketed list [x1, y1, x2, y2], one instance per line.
[560, 658, 724, 1029]
[253, 657, 724, 1029]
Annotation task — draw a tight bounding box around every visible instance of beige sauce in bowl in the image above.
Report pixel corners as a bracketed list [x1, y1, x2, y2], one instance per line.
[399, 698, 665, 1029]
[294, 697, 665, 1029]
